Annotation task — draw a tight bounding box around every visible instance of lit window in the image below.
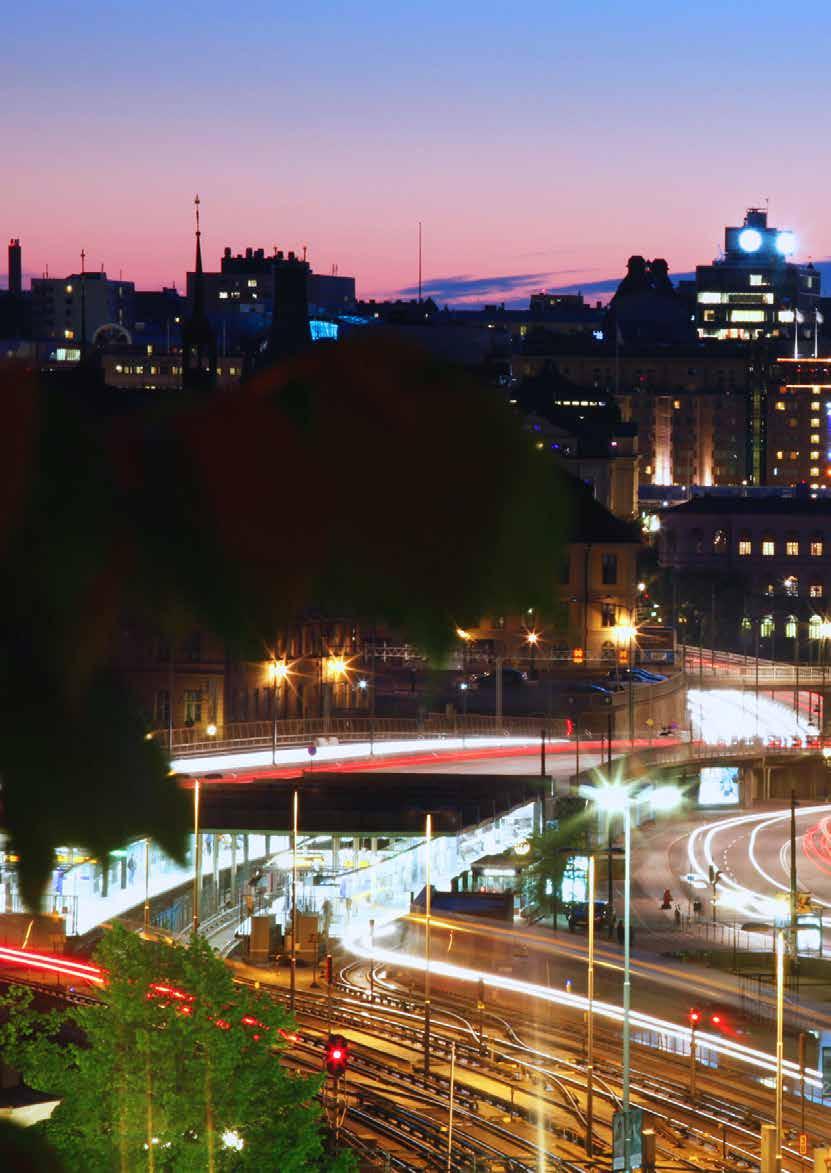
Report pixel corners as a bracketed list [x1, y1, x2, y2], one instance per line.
[775, 401, 786, 411]
[812, 401, 821, 410]
[673, 400, 681, 409]
[219, 291, 229, 300]
[64, 328, 74, 339]
[811, 536, 824, 556]
[762, 537, 775, 556]
[229, 367, 237, 375]
[114, 364, 123, 373]
[713, 529, 727, 553]
[811, 467, 820, 477]
[786, 537, 799, 556]
[730, 309, 765, 323]
[65, 283, 73, 294]
[776, 450, 784, 459]
[785, 617, 797, 638]
[764, 583, 774, 596]
[247, 279, 258, 288]
[811, 434, 821, 444]
[810, 583, 824, 598]
[738, 534, 752, 556]
[783, 576, 798, 597]
[811, 418, 821, 427]
[810, 615, 823, 638]
[778, 310, 795, 323]
[697, 291, 723, 304]
[749, 274, 764, 286]
[811, 451, 820, 460]
[741, 617, 752, 630]
[760, 616, 774, 636]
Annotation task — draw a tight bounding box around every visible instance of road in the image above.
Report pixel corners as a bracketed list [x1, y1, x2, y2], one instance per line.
[678, 802, 831, 954]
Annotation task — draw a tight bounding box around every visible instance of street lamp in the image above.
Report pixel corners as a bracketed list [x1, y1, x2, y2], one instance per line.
[582, 779, 682, 1172]
[613, 620, 638, 745]
[268, 658, 289, 766]
[525, 629, 540, 679]
[423, 813, 432, 1077]
[192, 779, 201, 935]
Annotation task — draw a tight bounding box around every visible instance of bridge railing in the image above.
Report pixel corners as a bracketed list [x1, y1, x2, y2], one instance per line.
[153, 713, 571, 758]
[683, 645, 828, 684]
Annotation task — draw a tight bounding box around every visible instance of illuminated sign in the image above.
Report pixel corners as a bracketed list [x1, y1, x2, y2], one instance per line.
[697, 766, 740, 807]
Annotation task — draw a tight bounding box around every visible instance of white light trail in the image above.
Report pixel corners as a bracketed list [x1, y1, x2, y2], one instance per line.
[342, 925, 821, 1089]
[686, 805, 831, 920]
[172, 735, 560, 775]
[687, 688, 817, 745]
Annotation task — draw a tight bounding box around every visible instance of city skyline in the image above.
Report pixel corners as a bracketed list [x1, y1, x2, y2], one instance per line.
[7, 1, 831, 303]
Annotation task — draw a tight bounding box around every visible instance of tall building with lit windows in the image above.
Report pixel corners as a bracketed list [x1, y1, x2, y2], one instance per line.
[696, 208, 820, 343]
[767, 358, 831, 487]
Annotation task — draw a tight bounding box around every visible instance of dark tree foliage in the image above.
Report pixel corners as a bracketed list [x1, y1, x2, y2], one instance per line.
[0, 925, 354, 1171]
[0, 337, 570, 905]
[528, 795, 590, 929]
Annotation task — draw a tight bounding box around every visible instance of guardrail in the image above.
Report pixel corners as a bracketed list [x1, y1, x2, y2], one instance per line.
[683, 645, 830, 685]
[153, 714, 570, 758]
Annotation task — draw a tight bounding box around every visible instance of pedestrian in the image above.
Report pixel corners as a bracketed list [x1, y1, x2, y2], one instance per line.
[674, 904, 681, 928]
[616, 918, 624, 945]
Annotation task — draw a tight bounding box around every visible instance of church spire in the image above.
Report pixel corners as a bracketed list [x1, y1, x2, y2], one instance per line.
[181, 193, 217, 392]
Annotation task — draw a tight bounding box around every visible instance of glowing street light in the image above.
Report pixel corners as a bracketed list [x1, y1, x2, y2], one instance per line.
[525, 629, 540, 678]
[582, 779, 681, 1171]
[267, 657, 290, 765]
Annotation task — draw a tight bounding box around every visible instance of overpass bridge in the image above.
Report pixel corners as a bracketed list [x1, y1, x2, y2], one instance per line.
[683, 645, 831, 691]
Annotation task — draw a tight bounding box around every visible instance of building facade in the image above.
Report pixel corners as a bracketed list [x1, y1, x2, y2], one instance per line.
[658, 493, 831, 652]
[766, 357, 831, 488]
[696, 207, 820, 343]
[464, 485, 640, 661]
[31, 271, 134, 344]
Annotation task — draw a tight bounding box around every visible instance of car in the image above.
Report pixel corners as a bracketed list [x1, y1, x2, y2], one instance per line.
[468, 667, 528, 689]
[567, 900, 609, 932]
[606, 668, 666, 684]
[567, 681, 617, 696]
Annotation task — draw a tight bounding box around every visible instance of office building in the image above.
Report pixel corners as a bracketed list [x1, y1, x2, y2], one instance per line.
[30, 269, 134, 347]
[185, 245, 356, 353]
[696, 207, 820, 343]
[766, 356, 831, 487]
[658, 491, 831, 653]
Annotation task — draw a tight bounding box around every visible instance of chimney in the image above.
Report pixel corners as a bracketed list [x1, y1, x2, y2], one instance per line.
[8, 238, 21, 295]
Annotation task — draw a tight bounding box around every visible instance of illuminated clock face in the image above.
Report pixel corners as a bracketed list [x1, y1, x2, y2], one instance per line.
[775, 230, 797, 256]
[738, 228, 763, 253]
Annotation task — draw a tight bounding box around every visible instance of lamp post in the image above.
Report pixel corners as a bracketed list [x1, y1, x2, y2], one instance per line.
[290, 789, 298, 1014]
[585, 781, 681, 1172]
[613, 620, 638, 746]
[775, 929, 785, 1171]
[586, 853, 596, 1158]
[423, 813, 432, 1077]
[269, 658, 289, 766]
[144, 839, 151, 932]
[526, 629, 539, 680]
[192, 779, 201, 935]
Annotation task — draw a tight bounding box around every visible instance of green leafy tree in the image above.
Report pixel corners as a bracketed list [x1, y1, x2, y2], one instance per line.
[0, 339, 570, 905]
[527, 795, 590, 930]
[0, 925, 354, 1172]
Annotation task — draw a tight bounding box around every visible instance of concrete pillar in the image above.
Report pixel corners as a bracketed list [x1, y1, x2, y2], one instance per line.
[230, 835, 237, 903]
[331, 834, 340, 873]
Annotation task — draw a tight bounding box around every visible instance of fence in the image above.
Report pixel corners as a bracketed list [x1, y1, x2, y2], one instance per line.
[153, 713, 570, 757]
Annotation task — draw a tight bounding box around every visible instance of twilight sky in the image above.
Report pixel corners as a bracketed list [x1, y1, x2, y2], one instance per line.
[5, 1, 831, 305]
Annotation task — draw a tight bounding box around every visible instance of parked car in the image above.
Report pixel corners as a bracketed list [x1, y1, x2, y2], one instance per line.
[567, 900, 609, 932]
[606, 668, 666, 684]
[468, 667, 528, 689]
